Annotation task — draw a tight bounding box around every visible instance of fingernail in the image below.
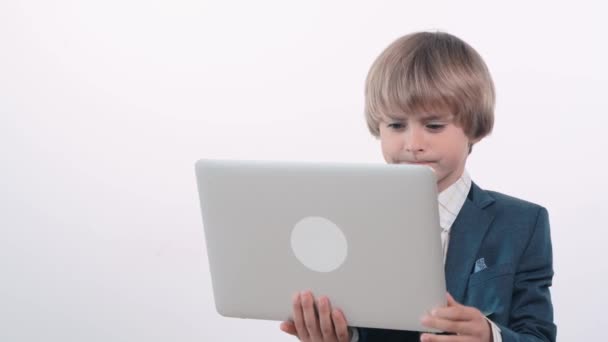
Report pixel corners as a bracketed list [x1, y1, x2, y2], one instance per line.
[431, 309, 437, 316]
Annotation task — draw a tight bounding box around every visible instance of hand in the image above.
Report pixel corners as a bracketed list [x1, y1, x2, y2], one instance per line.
[280, 291, 352, 342]
[420, 293, 492, 342]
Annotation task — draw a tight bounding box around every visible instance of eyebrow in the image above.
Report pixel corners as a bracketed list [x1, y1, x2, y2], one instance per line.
[420, 112, 453, 120]
[383, 113, 452, 121]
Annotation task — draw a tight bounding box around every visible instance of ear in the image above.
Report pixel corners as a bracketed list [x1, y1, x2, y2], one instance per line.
[468, 135, 484, 154]
[469, 135, 483, 145]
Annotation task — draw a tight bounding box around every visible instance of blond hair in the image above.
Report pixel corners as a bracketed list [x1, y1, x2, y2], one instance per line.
[364, 31, 495, 142]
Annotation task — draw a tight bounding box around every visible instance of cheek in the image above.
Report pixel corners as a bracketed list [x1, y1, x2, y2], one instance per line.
[379, 136, 399, 162]
[443, 141, 469, 164]
[380, 141, 392, 162]
[438, 132, 469, 155]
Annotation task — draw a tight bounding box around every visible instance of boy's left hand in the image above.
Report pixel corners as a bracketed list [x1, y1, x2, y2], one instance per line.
[420, 293, 492, 342]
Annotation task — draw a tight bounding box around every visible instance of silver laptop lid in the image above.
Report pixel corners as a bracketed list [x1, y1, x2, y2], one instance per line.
[195, 159, 446, 332]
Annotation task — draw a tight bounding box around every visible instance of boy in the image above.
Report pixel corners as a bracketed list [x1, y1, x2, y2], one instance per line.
[279, 31, 555, 341]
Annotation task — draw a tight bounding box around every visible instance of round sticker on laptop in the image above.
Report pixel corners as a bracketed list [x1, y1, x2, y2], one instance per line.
[290, 216, 348, 273]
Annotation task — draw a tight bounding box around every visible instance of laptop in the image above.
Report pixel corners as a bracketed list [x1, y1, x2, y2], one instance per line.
[194, 159, 446, 332]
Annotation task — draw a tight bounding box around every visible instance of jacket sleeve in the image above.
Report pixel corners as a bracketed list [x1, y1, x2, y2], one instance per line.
[498, 207, 556, 342]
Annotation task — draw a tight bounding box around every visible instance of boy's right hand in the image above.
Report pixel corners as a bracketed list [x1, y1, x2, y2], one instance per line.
[279, 291, 351, 342]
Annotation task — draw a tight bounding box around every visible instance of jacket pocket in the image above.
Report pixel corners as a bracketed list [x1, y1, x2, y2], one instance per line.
[468, 262, 514, 288]
[465, 263, 514, 321]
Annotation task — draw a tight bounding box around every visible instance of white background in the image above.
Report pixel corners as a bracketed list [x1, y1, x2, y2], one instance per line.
[1, 1, 606, 341]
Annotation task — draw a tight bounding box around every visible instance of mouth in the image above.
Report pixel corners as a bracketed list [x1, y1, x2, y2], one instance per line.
[400, 161, 435, 165]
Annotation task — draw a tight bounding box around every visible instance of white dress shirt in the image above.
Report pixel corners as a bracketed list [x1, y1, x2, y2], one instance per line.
[350, 170, 501, 342]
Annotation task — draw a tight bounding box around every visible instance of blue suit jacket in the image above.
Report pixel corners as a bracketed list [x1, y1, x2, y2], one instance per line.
[359, 182, 556, 342]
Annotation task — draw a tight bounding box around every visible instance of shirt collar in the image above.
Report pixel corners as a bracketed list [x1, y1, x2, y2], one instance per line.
[438, 170, 472, 232]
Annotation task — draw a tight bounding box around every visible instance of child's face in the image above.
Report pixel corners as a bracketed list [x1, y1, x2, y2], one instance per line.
[378, 112, 476, 193]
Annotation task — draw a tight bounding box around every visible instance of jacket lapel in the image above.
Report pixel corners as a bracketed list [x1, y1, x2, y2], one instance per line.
[444, 183, 495, 303]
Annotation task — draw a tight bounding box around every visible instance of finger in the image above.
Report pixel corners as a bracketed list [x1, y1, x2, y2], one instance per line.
[280, 321, 298, 336]
[420, 332, 470, 342]
[331, 308, 351, 342]
[420, 315, 477, 336]
[301, 291, 322, 340]
[292, 292, 309, 340]
[430, 305, 477, 321]
[317, 296, 337, 340]
[446, 293, 459, 307]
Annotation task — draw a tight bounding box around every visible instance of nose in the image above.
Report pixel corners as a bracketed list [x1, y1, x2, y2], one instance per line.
[404, 126, 425, 153]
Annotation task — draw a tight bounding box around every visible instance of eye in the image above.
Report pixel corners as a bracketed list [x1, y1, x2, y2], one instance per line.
[426, 123, 446, 131]
[387, 122, 405, 130]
